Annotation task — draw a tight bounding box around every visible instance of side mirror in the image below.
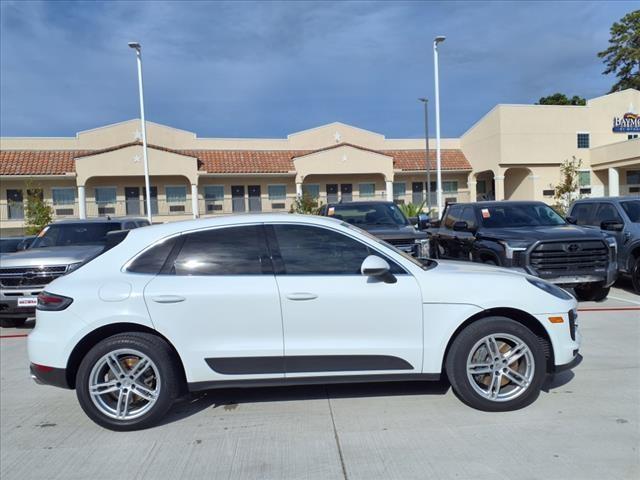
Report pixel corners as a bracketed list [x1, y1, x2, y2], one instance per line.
[361, 255, 396, 284]
[453, 221, 470, 232]
[601, 220, 624, 232]
[566, 216, 577, 225]
[417, 213, 430, 230]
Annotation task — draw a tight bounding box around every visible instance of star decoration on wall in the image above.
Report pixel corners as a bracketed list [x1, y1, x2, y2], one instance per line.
[133, 154, 141, 163]
[341, 154, 347, 163]
[334, 131, 342, 143]
[133, 129, 142, 141]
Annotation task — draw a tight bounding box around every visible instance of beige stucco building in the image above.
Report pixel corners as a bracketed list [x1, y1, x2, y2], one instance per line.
[1, 88, 638, 234]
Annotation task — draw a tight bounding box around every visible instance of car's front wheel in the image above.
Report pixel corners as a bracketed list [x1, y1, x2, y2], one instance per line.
[76, 332, 181, 431]
[574, 282, 610, 302]
[631, 257, 640, 294]
[445, 317, 546, 411]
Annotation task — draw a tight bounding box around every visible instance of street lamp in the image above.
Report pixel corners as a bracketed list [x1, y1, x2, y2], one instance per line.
[128, 41, 153, 223]
[418, 98, 432, 213]
[433, 35, 446, 216]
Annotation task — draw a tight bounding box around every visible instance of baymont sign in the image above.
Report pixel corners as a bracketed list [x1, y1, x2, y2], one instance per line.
[612, 112, 640, 133]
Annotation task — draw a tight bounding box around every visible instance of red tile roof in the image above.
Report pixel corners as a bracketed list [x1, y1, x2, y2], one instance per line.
[0, 144, 470, 175]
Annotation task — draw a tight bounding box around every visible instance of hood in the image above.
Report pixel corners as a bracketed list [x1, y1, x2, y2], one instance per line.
[0, 245, 104, 267]
[360, 224, 427, 240]
[478, 224, 606, 243]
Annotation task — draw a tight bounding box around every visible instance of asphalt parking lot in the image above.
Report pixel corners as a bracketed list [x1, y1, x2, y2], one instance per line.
[1, 282, 638, 480]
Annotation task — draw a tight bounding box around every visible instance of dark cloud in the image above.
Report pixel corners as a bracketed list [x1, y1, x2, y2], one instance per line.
[0, 1, 635, 138]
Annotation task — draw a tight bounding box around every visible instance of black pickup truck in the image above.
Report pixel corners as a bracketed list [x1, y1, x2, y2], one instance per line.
[430, 201, 618, 301]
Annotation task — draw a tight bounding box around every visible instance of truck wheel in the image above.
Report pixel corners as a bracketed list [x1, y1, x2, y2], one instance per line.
[0, 318, 26, 328]
[631, 257, 640, 294]
[76, 332, 182, 431]
[445, 317, 546, 411]
[574, 283, 610, 302]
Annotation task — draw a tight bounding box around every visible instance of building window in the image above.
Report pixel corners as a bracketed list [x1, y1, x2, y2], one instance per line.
[6, 189, 24, 219]
[95, 187, 117, 204]
[302, 184, 320, 199]
[579, 170, 592, 193]
[628, 134, 639, 140]
[268, 185, 286, 200]
[52, 187, 76, 205]
[442, 181, 458, 193]
[627, 170, 640, 185]
[392, 182, 406, 198]
[165, 186, 187, 203]
[204, 185, 224, 212]
[359, 183, 376, 197]
[476, 180, 487, 194]
[577, 133, 590, 149]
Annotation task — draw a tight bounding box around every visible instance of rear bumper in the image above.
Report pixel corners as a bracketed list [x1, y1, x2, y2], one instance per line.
[29, 363, 71, 389]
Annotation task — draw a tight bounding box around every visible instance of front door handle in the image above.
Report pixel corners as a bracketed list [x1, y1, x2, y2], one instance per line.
[151, 295, 186, 304]
[285, 292, 318, 301]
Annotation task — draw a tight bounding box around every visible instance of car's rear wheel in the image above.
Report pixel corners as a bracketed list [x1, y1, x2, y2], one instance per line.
[445, 317, 546, 411]
[631, 257, 640, 294]
[574, 282, 610, 302]
[76, 332, 181, 431]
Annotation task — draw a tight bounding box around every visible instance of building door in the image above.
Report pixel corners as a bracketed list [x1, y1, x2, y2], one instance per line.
[142, 186, 158, 215]
[340, 184, 352, 202]
[232, 185, 245, 212]
[125, 187, 140, 215]
[6, 189, 24, 219]
[248, 185, 262, 212]
[412, 182, 424, 205]
[326, 184, 338, 203]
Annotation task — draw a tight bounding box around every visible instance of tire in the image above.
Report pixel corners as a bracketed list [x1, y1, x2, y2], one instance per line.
[445, 317, 546, 412]
[482, 258, 498, 266]
[76, 332, 182, 431]
[574, 283, 610, 302]
[0, 317, 26, 328]
[631, 257, 640, 294]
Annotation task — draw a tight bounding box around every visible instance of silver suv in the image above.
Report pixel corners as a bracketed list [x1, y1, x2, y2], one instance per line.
[0, 218, 149, 327]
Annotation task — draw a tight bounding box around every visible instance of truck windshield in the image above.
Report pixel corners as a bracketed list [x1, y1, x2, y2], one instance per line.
[621, 200, 640, 223]
[327, 203, 410, 227]
[477, 204, 566, 228]
[30, 223, 121, 248]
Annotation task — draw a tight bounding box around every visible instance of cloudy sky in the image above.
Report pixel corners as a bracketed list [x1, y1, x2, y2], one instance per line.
[0, 1, 635, 139]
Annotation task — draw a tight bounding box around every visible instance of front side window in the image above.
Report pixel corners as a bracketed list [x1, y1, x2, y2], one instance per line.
[172, 225, 268, 275]
[577, 133, 590, 149]
[268, 185, 286, 200]
[95, 187, 117, 204]
[359, 183, 376, 197]
[443, 205, 462, 229]
[460, 206, 477, 229]
[52, 187, 76, 205]
[594, 203, 622, 225]
[165, 186, 187, 203]
[272, 224, 403, 275]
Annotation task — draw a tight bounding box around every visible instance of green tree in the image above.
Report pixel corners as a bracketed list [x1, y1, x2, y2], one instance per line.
[537, 93, 586, 105]
[24, 182, 53, 235]
[553, 156, 583, 216]
[597, 10, 640, 93]
[289, 194, 322, 214]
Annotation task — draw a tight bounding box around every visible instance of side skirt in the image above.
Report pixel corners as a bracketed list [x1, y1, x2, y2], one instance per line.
[188, 373, 441, 392]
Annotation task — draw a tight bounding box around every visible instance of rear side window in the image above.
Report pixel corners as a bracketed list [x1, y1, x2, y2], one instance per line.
[272, 224, 404, 275]
[571, 203, 594, 226]
[127, 237, 177, 274]
[172, 225, 269, 275]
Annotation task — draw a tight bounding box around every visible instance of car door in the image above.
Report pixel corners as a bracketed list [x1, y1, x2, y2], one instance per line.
[267, 223, 423, 377]
[592, 202, 626, 266]
[143, 224, 284, 384]
[437, 205, 463, 259]
[455, 206, 478, 260]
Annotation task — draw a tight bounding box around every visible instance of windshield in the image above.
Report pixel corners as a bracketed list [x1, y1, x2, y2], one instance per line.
[621, 200, 640, 223]
[31, 223, 121, 248]
[340, 221, 435, 270]
[328, 203, 410, 227]
[0, 238, 22, 253]
[477, 204, 566, 228]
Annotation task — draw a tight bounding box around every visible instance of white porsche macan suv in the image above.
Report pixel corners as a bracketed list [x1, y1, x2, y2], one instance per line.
[28, 214, 581, 430]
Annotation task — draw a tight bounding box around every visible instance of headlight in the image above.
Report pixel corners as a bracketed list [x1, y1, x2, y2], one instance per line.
[415, 239, 430, 258]
[526, 277, 573, 300]
[498, 240, 529, 260]
[605, 236, 617, 255]
[66, 262, 84, 273]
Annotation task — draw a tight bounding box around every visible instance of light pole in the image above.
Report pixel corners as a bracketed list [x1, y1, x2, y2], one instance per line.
[128, 42, 153, 223]
[433, 35, 446, 216]
[418, 98, 431, 214]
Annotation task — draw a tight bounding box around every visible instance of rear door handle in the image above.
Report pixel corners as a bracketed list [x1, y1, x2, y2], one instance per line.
[151, 295, 185, 304]
[285, 292, 318, 301]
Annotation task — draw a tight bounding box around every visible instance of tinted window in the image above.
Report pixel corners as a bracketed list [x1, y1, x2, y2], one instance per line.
[127, 237, 177, 274]
[30, 223, 121, 248]
[273, 224, 403, 275]
[327, 203, 409, 227]
[571, 203, 594, 225]
[173, 226, 268, 275]
[443, 206, 462, 229]
[123, 222, 136, 230]
[620, 200, 640, 223]
[460, 207, 477, 229]
[594, 203, 622, 225]
[477, 204, 566, 228]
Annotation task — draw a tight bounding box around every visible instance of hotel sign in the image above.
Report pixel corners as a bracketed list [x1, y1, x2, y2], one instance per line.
[612, 112, 640, 132]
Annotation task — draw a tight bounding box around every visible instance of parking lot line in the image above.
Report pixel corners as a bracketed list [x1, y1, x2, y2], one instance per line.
[0, 334, 28, 339]
[606, 295, 640, 306]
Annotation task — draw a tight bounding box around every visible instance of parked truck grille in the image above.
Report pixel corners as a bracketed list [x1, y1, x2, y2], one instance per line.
[0, 265, 68, 289]
[528, 240, 608, 275]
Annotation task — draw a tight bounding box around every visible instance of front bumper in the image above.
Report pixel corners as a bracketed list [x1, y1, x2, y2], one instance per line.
[553, 352, 582, 373]
[0, 288, 42, 318]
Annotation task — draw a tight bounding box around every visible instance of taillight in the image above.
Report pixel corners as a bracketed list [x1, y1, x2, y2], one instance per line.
[37, 291, 73, 311]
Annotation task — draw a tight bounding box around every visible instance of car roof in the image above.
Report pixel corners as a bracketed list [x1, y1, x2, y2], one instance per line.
[51, 217, 148, 225]
[452, 201, 548, 208]
[325, 201, 394, 207]
[573, 196, 638, 203]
